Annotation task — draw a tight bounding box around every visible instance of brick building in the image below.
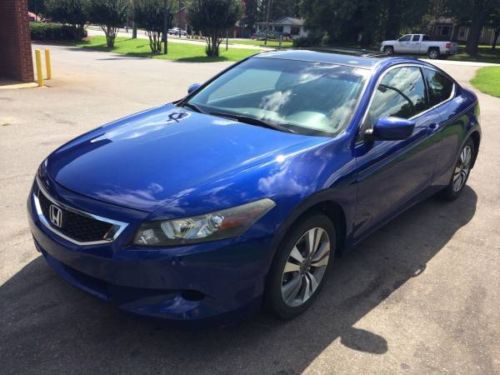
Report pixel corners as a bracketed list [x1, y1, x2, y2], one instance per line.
[0, 0, 34, 82]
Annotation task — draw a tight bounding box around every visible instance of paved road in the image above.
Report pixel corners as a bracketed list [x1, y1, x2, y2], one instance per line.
[1, 44, 499, 374]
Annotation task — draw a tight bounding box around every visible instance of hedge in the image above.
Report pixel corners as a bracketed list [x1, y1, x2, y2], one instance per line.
[30, 22, 87, 41]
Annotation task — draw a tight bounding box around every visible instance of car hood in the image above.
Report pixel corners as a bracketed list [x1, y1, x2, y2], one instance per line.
[46, 104, 329, 213]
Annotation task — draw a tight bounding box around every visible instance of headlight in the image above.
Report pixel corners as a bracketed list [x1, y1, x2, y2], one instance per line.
[134, 198, 276, 246]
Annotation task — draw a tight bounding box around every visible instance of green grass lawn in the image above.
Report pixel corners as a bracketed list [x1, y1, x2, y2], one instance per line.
[450, 45, 500, 64]
[230, 38, 293, 48]
[470, 66, 500, 97]
[77, 36, 261, 62]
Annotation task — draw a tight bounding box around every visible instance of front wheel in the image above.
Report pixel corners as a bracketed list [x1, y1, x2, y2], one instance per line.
[383, 46, 394, 55]
[265, 213, 336, 320]
[439, 138, 475, 200]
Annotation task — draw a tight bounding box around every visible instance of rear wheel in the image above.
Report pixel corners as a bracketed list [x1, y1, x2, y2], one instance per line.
[384, 46, 394, 55]
[265, 213, 336, 320]
[428, 48, 440, 59]
[439, 138, 475, 200]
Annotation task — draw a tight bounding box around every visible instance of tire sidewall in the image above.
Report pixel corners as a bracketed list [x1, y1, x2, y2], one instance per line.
[428, 48, 439, 59]
[265, 213, 336, 320]
[440, 138, 475, 200]
[384, 46, 394, 55]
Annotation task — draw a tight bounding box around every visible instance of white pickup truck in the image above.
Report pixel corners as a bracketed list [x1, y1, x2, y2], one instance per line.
[380, 34, 458, 59]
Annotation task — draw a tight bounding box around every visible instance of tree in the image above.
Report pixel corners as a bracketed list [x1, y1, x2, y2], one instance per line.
[300, 0, 430, 46]
[447, 0, 500, 56]
[44, 0, 88, 30]
[86, 0, 129, 48]
[188, 0, 243, 57]
[29, 0, 46, 16]
[487, 8, 500, 50]
[134, 0, 174, 54]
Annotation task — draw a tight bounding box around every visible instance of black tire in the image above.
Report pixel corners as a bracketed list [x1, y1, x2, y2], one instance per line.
[265, 213, 336, 320]
[428, 48, 440, 59]
[439, 138, 475, 201]
[384, 46, 394, 55]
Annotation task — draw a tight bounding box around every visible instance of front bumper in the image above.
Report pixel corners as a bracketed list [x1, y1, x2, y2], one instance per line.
[27, 183, 274, 321]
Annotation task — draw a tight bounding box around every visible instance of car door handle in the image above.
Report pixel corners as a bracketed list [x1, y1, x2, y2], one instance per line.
[428, 123, 439, 131]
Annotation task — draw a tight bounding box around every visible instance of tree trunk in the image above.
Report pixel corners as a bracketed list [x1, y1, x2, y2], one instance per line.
[132, 22, 137, 39]
[465, 5, 489, 57]
[492, 27, 500, 50]
[384, 0, 402, 39]
[147, 31, 162, 54]
[206, 33, 220, 56]
[102, 26, 116, 48]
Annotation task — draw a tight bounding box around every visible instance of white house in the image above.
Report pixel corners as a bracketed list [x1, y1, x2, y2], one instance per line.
[256, 17, 308, 39]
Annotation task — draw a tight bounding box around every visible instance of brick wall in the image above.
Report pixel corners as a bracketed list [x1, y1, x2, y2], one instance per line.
[0, 0, 34, 82]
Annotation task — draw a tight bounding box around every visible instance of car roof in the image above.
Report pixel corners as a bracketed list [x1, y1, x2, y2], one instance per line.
[257, 49, 428, 70]
[257, 50, 384, 68]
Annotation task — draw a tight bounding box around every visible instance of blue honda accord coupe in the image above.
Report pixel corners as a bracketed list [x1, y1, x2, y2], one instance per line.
[28, 51, 480, 321]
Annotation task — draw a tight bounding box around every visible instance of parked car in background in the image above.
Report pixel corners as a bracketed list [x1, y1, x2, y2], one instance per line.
[381, 34, 458, 59]
[168, 27, 187, 37]
[28, 51, 480, 323]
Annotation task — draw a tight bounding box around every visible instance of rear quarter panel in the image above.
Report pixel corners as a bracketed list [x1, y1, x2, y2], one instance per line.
[430, 87, 480, 187]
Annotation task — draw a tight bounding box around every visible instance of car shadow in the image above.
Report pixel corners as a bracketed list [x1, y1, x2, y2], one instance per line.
[0, 187, 477, 374]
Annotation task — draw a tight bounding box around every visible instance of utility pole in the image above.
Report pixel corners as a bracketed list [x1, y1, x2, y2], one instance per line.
[264, 0, 273, 46]
[163, 0, 168, 54]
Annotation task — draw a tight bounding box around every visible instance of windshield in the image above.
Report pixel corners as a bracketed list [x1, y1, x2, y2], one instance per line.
[185, 58, 369, 136]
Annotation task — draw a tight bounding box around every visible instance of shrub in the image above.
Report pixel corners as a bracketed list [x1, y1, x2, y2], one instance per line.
[85, 0, 129, 48]
[188, 0, 242, 57]
[292, 31, 324, 48]
[44, 0, 88, 30]
[30, 22, 87, 41]
[134, 0, 174, 54]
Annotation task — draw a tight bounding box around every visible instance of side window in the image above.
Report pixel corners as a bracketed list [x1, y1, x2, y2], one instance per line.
[412, 34, 420, 42]
[399, 35, 411, 42]
[365, 67, 427, 127]
[423, 68, 454, 107]
[422, 35, 430, 41]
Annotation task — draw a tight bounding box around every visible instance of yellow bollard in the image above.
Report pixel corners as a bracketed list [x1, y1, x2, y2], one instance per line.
[45, 49, 52, 80]
[35, 49, 44, 87]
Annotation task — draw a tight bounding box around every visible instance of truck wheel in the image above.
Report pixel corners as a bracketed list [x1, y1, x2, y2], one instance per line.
[383, 46, 394, 55]
[428, 48, 440, 59]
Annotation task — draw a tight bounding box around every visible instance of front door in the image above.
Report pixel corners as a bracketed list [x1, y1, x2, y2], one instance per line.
[353, 65, 440, 239]
[396, 34, 412, 53]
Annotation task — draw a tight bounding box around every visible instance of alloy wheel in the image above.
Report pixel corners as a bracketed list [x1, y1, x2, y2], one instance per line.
[281, 227, 331, 307]
[452, 144, 472, 192]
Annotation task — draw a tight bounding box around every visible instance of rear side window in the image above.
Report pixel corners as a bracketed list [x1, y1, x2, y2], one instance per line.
[423, 68, 454, 106]
[412, 35, 420, 41]
[365, 66, 427, 125]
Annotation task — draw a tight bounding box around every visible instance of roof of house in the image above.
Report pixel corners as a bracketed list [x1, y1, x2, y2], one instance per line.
[257, 17, 305, 26]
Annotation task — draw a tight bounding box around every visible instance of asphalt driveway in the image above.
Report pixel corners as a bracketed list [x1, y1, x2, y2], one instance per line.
[1, 44, 499, 374]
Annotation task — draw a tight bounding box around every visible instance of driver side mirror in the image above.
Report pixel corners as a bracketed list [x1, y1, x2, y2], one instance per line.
[187, 83, 201, 94]
[365, 117, 415, 141]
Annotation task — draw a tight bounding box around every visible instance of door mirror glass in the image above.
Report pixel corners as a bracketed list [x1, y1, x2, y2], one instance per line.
[187, 83, 201, 94]
[367, 117, 415, 141]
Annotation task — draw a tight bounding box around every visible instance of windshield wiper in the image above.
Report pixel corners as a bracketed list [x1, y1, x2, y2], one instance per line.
[178, 102, 206, 114]
[210, 112, 296, 133]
